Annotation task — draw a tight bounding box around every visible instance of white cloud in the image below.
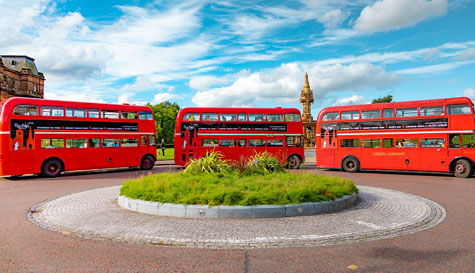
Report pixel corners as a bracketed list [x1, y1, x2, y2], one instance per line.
[354, 0, 447, 33]
[152, 92, 180, 104]
[189, 70, 250, 91]
[318, 9, 348, 30]
[192, 62, 399, 107]
[332, 95, 365, 106]
[396, 60, 475, 75]
[463, 88, 475, 101]
[453, 47, 475, 60]
[45, 91, 105, 103]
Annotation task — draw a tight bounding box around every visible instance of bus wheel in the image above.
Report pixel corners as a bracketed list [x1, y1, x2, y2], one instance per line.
[453, 159, 472, 178]
[342, 157, 360, 173]
[287, 155, 301, 169]
[41, 159, 63, 177]
[140, 155, 155, 170]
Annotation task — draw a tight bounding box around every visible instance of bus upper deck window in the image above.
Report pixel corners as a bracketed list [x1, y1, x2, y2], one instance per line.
[139, 111, 154, 120]
[341, 111, 359, 120]
[420, 106, 444, 116]
[267, 114, 283, 121]
[66, 108, 86, 118]
[285, 114, 300, 121]
[447, 104, 471, 115]
[102, 110, 120, 119]
[396, 108, 418, 117]
[322, 112, 339, 121]
[183, 113, 199, 121]
[89, 109, 99, 118]
[121, 111, 138, 119]
[249, 114, 266, 121]
[361, 110, 381, 119]
[382, 109, 394, 118]
[202, 113, 218, 121]
[13, 105, 38, 116]
[220, 114, 237, 121]
[41, 106, 64, 117]
[238, 113, 247, 121]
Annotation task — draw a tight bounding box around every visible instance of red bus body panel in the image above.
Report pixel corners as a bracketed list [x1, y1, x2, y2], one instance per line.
[316, 97, 475, 174]
[0, 97, 157, 176]
[174, 107, 305, 166]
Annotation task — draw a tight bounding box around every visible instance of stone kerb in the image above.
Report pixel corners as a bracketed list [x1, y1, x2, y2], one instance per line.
[117, 193, 358, 219]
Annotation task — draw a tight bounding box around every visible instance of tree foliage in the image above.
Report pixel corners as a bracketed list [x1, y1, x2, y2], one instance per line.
[372, 95, 393, 104]
[147, 101, 180, 146]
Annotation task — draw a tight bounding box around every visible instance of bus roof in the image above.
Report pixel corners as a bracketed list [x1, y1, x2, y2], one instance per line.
[0, 97, 153, 112]
[317, 97, 473, 121]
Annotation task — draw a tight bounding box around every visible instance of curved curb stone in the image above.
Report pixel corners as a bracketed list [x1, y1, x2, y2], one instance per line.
[117, 193, 358, 218]
[27, 186, 446, 249]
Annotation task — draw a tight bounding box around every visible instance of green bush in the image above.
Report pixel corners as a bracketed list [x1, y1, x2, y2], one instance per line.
[120, 172, 358, 206]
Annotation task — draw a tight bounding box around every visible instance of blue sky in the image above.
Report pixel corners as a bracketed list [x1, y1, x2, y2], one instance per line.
[1, 0, 474, 117]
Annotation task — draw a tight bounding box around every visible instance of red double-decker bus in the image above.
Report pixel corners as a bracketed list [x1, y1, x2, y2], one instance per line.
[316, 97, 475, 178]
[0, 97, 157, 177]
[174, 107, 305, 168]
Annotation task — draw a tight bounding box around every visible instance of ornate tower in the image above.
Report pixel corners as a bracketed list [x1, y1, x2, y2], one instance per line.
[299, 73, 316, 147]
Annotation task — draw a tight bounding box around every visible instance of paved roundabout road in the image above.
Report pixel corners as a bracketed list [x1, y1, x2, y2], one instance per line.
[1, 160, 474, 272]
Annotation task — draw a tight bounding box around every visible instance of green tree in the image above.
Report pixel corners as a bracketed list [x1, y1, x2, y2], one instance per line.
[147, 101, 180, 146]
[372, 95, 393, 104]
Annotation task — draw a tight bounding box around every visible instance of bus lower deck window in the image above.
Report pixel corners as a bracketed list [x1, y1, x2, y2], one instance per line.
[238, 139, 247, 147]
[66, 139, 87, 148]
[41, 138, 64, 149]
[462, 134, 475, 148]
[396, 139, 418, 148]
[341, 139, 359, 148]
[383, 139, 394, 148]
[249, 139, 265, 146]
[149, 136, 156, 146]
[362, 139, 381, 148]
[89, 138, 100, 148]
[202, 139, 218, 147]
[286, 136, 294, 147]
[421, 138, 444, 148]
[268, 139, 284, 146]
[102, 139, 120, 147]
[121, 138, 138, 147]
[220, 139, 237, 147]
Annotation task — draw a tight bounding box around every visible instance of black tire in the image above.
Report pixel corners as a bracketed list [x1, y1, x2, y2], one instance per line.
[287, 155, 301, 169]
[41, 159, 63, 177]
[140, 155, 155, 170]
[453, 159, 472, 178]
[342, 157, 360, 173]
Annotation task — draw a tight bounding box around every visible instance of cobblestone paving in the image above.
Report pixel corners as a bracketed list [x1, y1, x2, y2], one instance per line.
[28, 186, 446, 249]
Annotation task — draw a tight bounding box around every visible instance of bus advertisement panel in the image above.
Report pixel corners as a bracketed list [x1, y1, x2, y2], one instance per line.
[0, 97, 157, 177]
[316, 97, 475, 178]
[174, 107, 305, 168]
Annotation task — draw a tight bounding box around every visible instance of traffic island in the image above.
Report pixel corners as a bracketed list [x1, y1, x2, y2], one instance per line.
[117, 192, 358, 218]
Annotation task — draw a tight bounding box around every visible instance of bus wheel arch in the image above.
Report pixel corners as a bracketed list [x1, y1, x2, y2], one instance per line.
[450, 157, 473, 178]
[286, 154, 302, 169]
[140, 154, 156, 170]
[342, 156, 360, 173]
[41, 158, 64, 177]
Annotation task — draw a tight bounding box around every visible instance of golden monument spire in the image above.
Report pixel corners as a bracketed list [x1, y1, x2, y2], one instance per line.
[300, 72, 314, 122]
[300, 72, 316, 147]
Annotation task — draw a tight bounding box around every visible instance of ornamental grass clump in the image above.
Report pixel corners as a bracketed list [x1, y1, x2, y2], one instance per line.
[184, 151, 232, 174]
[244, 151, 285, 175]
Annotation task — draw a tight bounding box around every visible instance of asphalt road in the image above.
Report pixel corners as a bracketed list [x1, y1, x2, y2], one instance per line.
[0, 162, 474, 272]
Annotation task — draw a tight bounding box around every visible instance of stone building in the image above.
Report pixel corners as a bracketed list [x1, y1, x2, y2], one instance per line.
[0, 55, 45, 102]
[300, 73, 316, 147]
